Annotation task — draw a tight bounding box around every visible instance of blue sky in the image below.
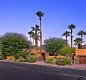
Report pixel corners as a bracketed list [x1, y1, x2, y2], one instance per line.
[0, 0, 86, 45]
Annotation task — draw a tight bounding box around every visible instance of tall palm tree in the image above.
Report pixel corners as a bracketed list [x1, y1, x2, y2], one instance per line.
[36, 11, 44, 53]
[62, 31, 70, 47]
[28, 24, 40, 49]
[77, 30, 86, 46]
[74, 38, 84, 48]
[67, 24, 76, 47]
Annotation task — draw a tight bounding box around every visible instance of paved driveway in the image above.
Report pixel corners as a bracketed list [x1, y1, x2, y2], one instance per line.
[64, 64, 86, 70]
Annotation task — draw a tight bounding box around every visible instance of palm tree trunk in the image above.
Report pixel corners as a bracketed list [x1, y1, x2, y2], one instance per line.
[30, 35, 31, 41]
[81, 35, 82, 47]
[40, 18, 42, 53]
[71, 29, 73, 47]
[32, 38, 34, 45]
[35, 38, 38, 49]
[71, 35, 73, 47]
[66, 36, 67, 47]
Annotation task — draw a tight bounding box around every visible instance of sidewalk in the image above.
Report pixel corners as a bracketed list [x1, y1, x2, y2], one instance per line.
[31, 61, 59, 67]
[64, 64, 86, 70]
[33, 61, 86, 70]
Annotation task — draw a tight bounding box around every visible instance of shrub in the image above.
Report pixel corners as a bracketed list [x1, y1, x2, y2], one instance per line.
[1, 32, 31, 57]
[44, 37, 67, 56]
[59, 47, 75, 56]
[56, 57, 72, 65]
[15, 50, 30, 59]
[26, 54, 37, 63]
[21, 51, 30, 59]
[45, 57, 56, 64]
[0, 54, 3, 60]
[6, 56, 15, 61]
[17, 56, 25, 62]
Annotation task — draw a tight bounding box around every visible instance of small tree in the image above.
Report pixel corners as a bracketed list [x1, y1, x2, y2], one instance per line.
[44, 37, 67, 56]
[59, 47, 75, 56]
[1, 32, 31, 58]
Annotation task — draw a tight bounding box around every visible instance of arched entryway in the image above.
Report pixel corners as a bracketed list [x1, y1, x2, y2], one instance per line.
[41, 52, 46, 60]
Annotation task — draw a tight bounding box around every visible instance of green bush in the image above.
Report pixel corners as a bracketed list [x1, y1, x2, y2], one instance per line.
[18, 56, 25, 62]
[56, 57, 72, 65]
[15, 50, 30, 59]
[45, 57, 56, 64]
[1, 32, 31, 57]
[0, 55, 3, 60]
[44, 37, 67, 56]
[59, 47, 75, 56]
[26, 54, 37, 63]
[21, 51, 30, 59]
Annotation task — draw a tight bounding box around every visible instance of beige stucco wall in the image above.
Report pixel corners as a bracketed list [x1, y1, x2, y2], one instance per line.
[76, 49, 86, 56]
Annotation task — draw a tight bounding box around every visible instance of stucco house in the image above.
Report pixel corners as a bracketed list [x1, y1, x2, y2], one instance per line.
[75, 44, 86, 64]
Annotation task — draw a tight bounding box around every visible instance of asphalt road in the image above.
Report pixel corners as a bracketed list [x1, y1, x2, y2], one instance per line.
[0, 61, 86, 80]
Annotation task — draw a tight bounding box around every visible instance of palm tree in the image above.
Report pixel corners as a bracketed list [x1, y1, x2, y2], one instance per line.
[67, 24, 76, 47]
[28, 31, 35, 44]
[62, 31, 70, 47]
[28, 24, 40, 49]
[28, 31, 32, 41]
[77, 30, 86, 46]
[74, 38, 84, 48]
[36, 11, 44, 53]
